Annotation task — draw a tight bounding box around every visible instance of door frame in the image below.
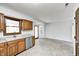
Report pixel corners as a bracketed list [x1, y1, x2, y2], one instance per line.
[75, 8, 79, 56]
[34, 25, 39, 39]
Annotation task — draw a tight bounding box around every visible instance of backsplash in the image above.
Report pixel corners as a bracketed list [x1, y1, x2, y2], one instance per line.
[0, 30, 34, 39]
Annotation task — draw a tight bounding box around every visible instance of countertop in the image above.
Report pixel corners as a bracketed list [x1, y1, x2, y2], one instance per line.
[0, 34, 33, 43]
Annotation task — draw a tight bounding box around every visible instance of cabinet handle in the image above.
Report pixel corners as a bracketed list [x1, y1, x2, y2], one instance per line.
[74, 36, 77, 40]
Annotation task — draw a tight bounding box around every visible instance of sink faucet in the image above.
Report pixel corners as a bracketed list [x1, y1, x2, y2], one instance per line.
[13, 35, 16, 38]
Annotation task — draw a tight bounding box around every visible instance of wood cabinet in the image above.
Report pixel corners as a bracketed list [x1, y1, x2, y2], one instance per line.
[0, 38, 26, 56]
[0, 43, 7, 56]
[7, 40, 17, 56]
[32, 36, 35, 46]
[17, 39, 26, 53]
[0, 13, 4, 31]
[22, 20, 33, 30]
[0, 37, 35, 56]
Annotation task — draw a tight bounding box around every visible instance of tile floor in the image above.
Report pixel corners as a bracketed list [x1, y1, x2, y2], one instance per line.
[17, 38, 73, 56]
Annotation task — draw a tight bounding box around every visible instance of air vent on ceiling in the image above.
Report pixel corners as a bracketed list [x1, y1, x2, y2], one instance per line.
[65, 3, 69, 7]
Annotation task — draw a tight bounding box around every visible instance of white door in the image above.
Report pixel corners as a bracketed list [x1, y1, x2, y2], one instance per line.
[34, 25, 39, 39]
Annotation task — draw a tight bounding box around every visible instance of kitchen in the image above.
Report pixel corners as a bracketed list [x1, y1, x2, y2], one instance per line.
[0, 3, 74, 56]
[0, 4, 45, 56]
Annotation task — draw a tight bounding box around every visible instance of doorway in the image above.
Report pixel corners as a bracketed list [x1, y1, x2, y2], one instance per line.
[34, 25, 39, 39]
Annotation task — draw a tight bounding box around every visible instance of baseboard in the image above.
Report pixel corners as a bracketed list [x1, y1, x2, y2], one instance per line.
[43, 38, 73, 47]
[15, 49, 26, 56]
[16, 45, 35, 56]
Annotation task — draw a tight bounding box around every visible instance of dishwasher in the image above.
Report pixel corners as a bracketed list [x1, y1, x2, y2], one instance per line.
[25, 37, 32, 49]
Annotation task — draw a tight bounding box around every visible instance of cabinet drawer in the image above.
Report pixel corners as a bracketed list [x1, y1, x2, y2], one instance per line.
[0, 43, 5, 47]
[18, 39, 25, 42]
[8, 40, 17, 45]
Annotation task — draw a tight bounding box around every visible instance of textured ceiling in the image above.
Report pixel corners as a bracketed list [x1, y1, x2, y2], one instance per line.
[0, 3, 75, 23]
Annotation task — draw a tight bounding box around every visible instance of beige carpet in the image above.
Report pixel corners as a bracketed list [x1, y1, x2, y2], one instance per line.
[17, 38, 73, 56]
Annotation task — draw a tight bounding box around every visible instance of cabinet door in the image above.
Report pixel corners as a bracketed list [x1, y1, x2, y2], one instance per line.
[22, 20, 32, 30]
[0, 13, 4, 31]
[32, 36, 35, 46]
[0, 43, 7, 56]
[8, 41, 17, 56]
[17, 39, 26, 53]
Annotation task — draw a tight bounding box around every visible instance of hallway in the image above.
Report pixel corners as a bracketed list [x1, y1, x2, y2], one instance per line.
[18, 38, 73, 56]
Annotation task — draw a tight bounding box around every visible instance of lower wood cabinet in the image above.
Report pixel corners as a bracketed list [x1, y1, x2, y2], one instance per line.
[0, 37, 35, 56]
[17, 39, 26, 53]
[8, 41, 17, 56]
[0, 43, 7, 56]
[0, 38, 26, 56]
[32, 36, 35, 46]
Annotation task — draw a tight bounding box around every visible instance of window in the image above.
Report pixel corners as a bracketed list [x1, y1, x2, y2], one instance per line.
[4, 16, 21, 35]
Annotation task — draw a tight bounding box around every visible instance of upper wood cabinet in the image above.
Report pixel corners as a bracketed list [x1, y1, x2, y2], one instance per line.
[0, 13, 4, 31]
[22, 20, 33, 30]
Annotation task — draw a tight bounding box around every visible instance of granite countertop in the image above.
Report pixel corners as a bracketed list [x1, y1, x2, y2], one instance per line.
[0, 34, 33, 43]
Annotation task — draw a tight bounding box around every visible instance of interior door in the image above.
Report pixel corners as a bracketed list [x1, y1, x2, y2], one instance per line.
[75, 8, 79, 56]
[34, 25, 39, 39]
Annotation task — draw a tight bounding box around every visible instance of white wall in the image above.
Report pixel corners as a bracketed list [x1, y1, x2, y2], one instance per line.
[0, 5, 45, 38]
[45, 3, 76, 42]
[45, 20, 73, 42]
